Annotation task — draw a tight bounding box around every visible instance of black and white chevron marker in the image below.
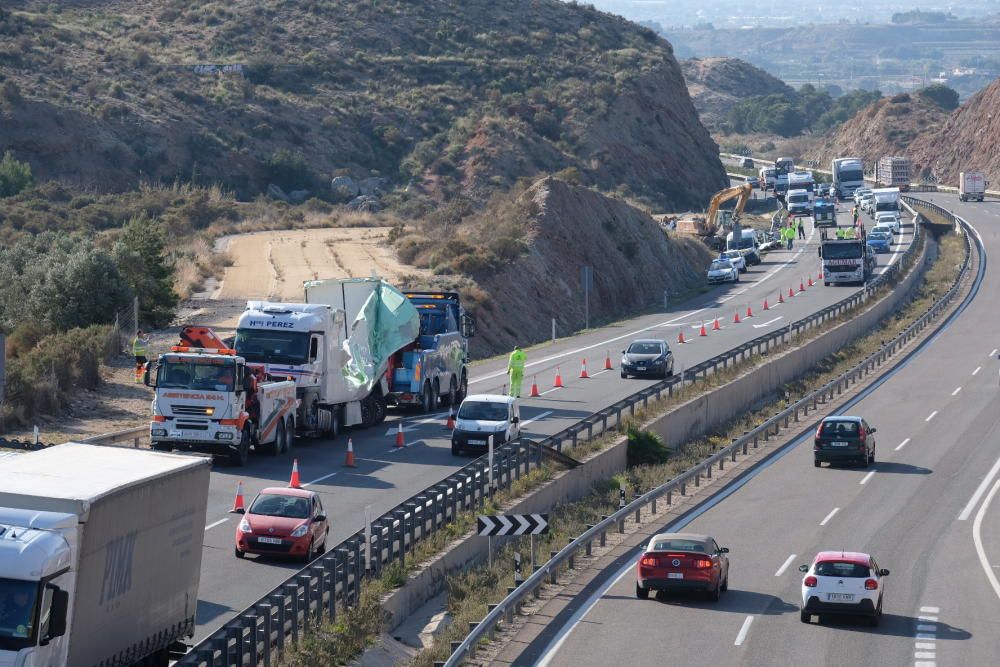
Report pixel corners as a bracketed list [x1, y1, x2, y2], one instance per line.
[477, 513, 549, 536]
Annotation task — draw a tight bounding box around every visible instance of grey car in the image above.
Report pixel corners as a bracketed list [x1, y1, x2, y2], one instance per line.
[621, 339, 674, 379]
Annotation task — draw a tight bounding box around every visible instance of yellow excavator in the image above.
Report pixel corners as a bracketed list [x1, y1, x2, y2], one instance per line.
[674, 182, 754, 238]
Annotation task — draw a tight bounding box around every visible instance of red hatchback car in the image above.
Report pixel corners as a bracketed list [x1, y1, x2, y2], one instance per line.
[635, 532, 730, 601]
[234, 487, 329, 561]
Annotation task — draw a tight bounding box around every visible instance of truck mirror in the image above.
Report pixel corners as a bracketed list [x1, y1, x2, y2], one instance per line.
[48, 588, 69, 639]
[462, 315, 477, 338]
[143, 364, 155, 388]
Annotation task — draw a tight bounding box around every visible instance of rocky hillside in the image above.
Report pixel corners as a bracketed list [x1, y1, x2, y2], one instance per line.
[468, 177, 713, 356]
[809, 93, 948, 167]
[0, 0, 726, 211]
[681, 57, 793, 129]
[908, 77, 1000, 184]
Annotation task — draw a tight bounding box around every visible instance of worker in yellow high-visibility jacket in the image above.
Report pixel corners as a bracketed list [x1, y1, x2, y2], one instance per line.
[132, 330, 150, 384]
[507, 345, 526, 398]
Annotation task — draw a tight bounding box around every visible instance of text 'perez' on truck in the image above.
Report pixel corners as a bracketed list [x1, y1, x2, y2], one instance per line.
[820, 232, 876, 286]
[0, 444, 210, 667]
[147, 326, 297, 466]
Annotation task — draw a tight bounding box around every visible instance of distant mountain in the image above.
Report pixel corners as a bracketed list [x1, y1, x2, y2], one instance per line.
[681, 58, 794, 129]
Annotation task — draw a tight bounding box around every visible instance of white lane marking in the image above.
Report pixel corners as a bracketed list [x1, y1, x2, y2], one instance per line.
[915, 633, 936, 640]
[734, 615, 754, 646]
[925, 411, 938, 422]
[915, 642, 936, 650]
[991, 349, 998, 357]
[958, 455, 1000, 520]
[719, 295, 736, 302]
[972, 479, 1000, 601]
[540, 387, 561, 395]
[914, 661, 936, 667]
[774, 554, 796, 577]
[973, 366, 982, 376]
[590, 369, 611, 377]
[918, 615, 938, 622]
[205, 518, 229, 531]
[520, 410, 554, 428]
[819, 507, 840, 526]
[860, 471, 876, 485]
[952, 387, 962, 396]
[303, 471, 340, 486]
[920, 606, 940, 613]
[896, 438, 911, 451]
[914, 653, 936, 660]
[752, 316, 784, 329]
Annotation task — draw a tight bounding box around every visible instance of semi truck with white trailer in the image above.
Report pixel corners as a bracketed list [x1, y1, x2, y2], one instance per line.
[875, 156, 911, 191]
[146, 326, 297, 466]
[959, 171, 986, 202]
[234, 278, 420, 437]
[0, 443, 210, 667]
[831, 157, 865, 199]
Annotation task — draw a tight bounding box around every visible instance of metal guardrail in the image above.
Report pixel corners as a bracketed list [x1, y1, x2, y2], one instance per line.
[80, 425, 147, 448]
[444, 196, 973, 666]
[178, 202, 926, 666]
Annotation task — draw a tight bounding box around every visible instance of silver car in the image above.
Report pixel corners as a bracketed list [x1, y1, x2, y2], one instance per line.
[721, 250, 747, 272]
[707, 259, 739, 284]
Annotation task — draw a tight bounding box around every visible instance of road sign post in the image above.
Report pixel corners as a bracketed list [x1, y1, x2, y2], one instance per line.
[514, 551, 523, 585]
[488, 435, 494, 497]
[619, 487, 626, 509]
[364, 505, 372, 573]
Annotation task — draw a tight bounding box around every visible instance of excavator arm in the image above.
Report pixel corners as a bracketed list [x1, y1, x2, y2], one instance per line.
[703, 183, 753, 235]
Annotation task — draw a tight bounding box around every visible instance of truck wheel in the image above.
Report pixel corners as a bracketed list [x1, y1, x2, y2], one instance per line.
[373, 395, 387, 425]
[270, 420, 286, 456]
[445, 378, 458, 407]
[457, 372, 468, 404]
[152, 442, 172, 452]
[421, 383, 434, 414]
[284, 418, 294, 453]
[230, 429, 250, 467]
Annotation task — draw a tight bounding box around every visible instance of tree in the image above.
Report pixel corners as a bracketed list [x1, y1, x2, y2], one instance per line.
[917, 84, 960, 111]
[31, 247, 132, 330]
[112, 215, 178, 327]
[0, 151, 32, 197]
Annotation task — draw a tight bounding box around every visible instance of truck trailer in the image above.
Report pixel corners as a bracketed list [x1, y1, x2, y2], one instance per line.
[959, 171, 987, 202]
[875, 156, 911, 192]
[0, 443, 210, 667]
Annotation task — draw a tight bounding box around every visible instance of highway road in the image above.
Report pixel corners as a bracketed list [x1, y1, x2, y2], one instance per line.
[512, 192, 999, 667]
[191, 201, 915, 641]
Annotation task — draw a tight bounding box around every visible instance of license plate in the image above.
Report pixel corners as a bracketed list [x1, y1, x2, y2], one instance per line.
[170, 430, 197, 439]
[831, 441, 849, 447]
[257, 537, 283, 545]
[637, 362, 646, 367]
[668, 572, 684, 579]
[467, 439, 486, 445]
[827, 593, 854, 601]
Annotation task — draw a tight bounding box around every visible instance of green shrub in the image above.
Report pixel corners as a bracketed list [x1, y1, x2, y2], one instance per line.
[626, 425, 670, 467]
[916, 84, 959, 111]
[0, 151, 32, 198]
[112, 215, 178, 328]
[264, 149, 314, 191]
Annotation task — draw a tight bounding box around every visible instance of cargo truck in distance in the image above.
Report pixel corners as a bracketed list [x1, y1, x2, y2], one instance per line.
[0, 443, 210, 667]
[959, 171, 987, 202]
[234, 278, 420, 438]
[875, 156, 911, 192]
[831, 158, 865, 199]
[386, 291, 476, 412]
[146, 326, 297, 466]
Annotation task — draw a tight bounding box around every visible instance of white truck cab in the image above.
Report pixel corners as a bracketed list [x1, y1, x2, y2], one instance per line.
[450, 394, 521, 456]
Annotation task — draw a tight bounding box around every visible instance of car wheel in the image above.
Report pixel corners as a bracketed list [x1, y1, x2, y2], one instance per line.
[814, 460, 821, 468]
[635, 582, 649, 600]
[721, 573, 729, 592]
[621, 371, 628, 379]
[451, 444, 460, 456]
[234, 546, 245, 559]
[303, 539, 315, 564]
[800, 610, 811, 623]
[317, 529, 329, 555]
[734, 272, 740, 283]
[708, 582, 721, 602]
[862, 453, 871, 468]
[824, 282, 830, 287]
[667, 364, 674, 377]
[869, 447, 875, 464]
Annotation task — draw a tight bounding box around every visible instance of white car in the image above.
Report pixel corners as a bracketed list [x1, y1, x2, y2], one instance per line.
[860, 194, 875, 214]
[871, 222, 895, 238]
[853, 188, 872, 206]
[874, 212, 900, 233]
[450, 394, 520, 455]
[707, 259, 739, 284]
[721, 250, 747, 272]
[799, 551, 889, 625]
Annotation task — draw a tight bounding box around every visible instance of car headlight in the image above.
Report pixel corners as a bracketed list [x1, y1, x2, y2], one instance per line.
[239, 519, 253, 534]
[151, 428, 167, 437]
[290, 524, 309, 538]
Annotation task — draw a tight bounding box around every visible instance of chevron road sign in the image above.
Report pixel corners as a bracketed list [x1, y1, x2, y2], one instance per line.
[477, 513, 549, 536]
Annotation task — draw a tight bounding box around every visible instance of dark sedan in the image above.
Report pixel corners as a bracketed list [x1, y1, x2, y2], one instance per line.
[621, 339, 674, 379]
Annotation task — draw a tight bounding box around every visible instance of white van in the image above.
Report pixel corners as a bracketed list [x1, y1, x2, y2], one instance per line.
[451, 394, 521, 455]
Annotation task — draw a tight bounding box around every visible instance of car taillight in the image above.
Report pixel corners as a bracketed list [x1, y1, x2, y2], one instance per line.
[859, 428, 866, 440]
[865, 579, 878, 590]
[804, 576, 817, 587]
[640, 555, 659, 567]
[692, 559, 712, 569]
[815, 425, 823, 439]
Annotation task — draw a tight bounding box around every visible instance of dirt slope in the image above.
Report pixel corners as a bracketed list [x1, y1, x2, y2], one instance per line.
[809, 93, 948, 167]
[681, 57, 793, 129]
[908, 77, 1000, 184]
[473, 177, 713, 356]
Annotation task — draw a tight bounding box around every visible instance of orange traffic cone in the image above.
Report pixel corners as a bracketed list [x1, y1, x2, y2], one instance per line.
[808, 275, 814, 287]
[779, 291, 785, 304]
[529, 376, 540, 397]
[446, 409, 456, 429]
[554, 367, 564, 388]
[746, 305, 753, 318]
[818, 270, 824, 279]
[799, 280, 806, 292]
[395, 423, 405, 448]
[579, 359, 590, 379]
[289, 459, 302, 488]
[604, 351, 613, 371]
[344, 439, 357, 467]
[788, 287, 795, 298]
[229, 481, 246, 513]
[763, 298, 770, 311]
[699, 322, 708, 337]
[712, 318, 721, 331]
[678, 330, 686, 344]
[733, 311, 741, 324]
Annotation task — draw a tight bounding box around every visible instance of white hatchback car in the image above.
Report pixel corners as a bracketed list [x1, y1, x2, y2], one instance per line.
[799, 551, 889, 625]
[871, 222, 895, 239]
[874, 211, 900, 233]
[721, 250, 747, 272]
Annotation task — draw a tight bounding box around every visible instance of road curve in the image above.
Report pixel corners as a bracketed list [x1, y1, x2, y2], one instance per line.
[513, 192, 1000, 667]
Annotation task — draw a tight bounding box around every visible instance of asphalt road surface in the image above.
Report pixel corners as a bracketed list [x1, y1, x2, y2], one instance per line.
[517, 192, 1000, 667]
[192, 201, 915, 641]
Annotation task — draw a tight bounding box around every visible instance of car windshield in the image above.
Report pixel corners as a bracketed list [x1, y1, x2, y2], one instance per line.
[820, 420, 860, 435]
[722, 252, 741, 260]
[839, 169, 864, 182]
[157, 359, 235, 391]
[710, 260, 733, 270]
[249, 494, 310, 519]
[0, 578, 39, 650]
[868, 233, 890, 240]
[234, 329, 310, 365]
[652, 539, 707, 552]
[458, 401, 509, 422]
[627, 342, 662, 355]
[815, 561, 870, 577]
[789, 194, 809, 203]
[822, 243, 863, 259]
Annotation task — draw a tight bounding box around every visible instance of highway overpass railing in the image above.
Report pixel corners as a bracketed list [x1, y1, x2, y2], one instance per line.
[442, 197, 971, 665]
[178, 204, 927, 666]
